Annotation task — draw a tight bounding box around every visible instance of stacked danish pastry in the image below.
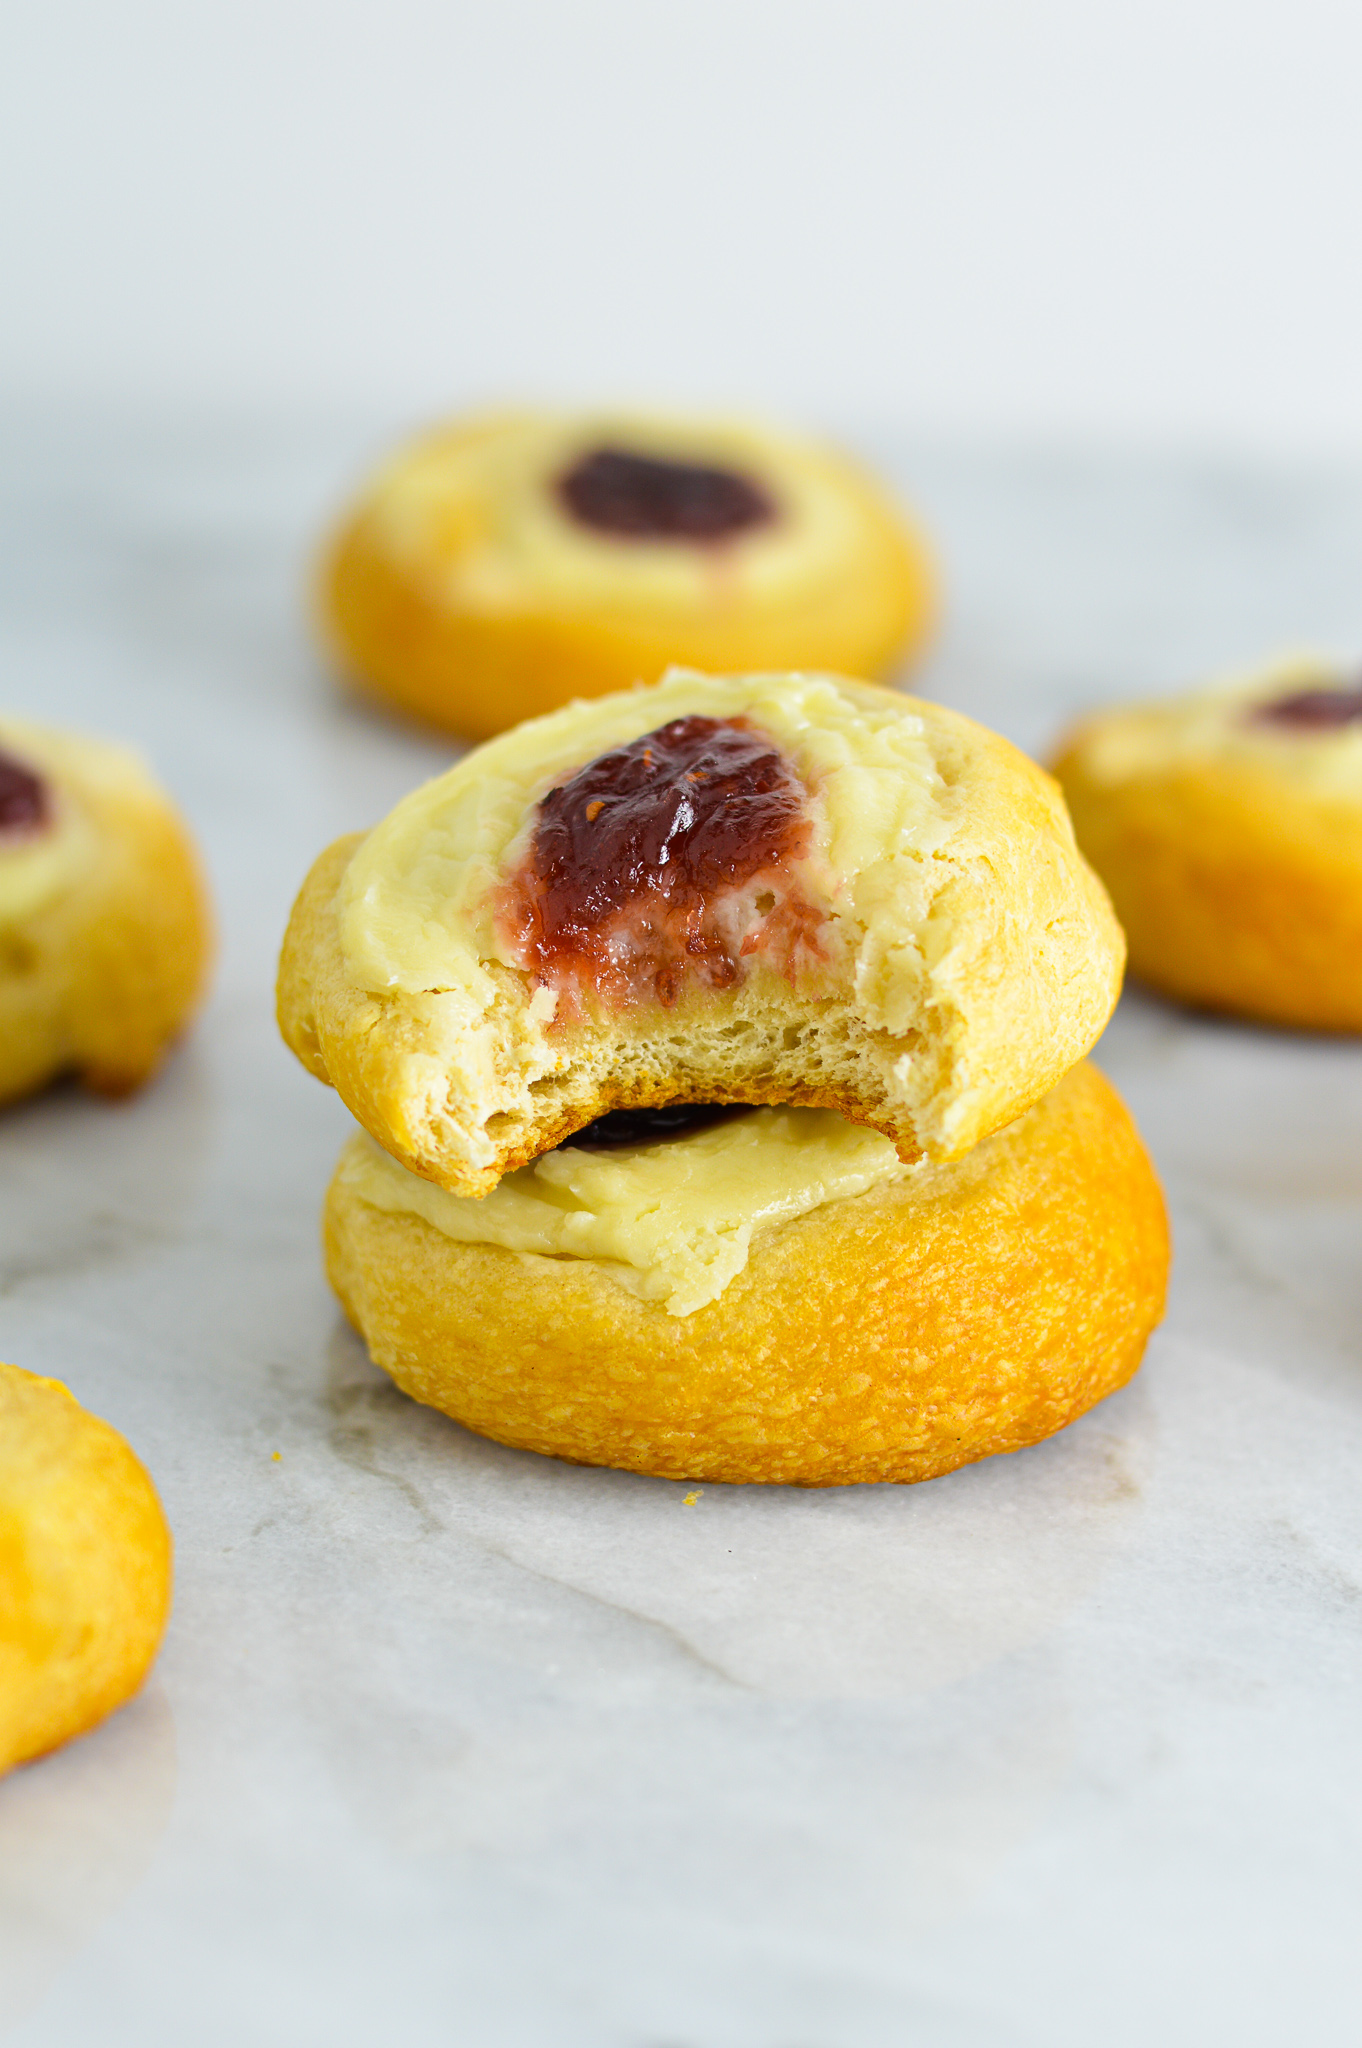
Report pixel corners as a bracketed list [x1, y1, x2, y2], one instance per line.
[279, 668, 1169, 1486]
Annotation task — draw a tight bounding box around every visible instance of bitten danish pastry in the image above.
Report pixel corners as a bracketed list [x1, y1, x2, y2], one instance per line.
[0, 717, 212, 1106]
[0, 1364, 172, 1776]
[281, 669, 1165, 1488]
[320, 410, 934, 737]
[279, 669, 1123, 1196]
[1052, 656, 1362, 1030]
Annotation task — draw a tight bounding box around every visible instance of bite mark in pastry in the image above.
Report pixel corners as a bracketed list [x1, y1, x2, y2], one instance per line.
[278, 671, 1124, 1196]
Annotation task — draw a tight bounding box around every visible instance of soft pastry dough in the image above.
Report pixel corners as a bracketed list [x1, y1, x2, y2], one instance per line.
[320, 410, 935, 737]
[278, 671, 1123, 1196]
[0, 1364, 172, 1776]
[1053, 656, 1362, 1030]
[324, 1061, 1169, 1487]
[0, 717, 212, 1106]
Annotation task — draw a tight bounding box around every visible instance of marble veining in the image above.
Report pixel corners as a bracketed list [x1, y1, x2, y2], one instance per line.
[2, 417, 1362, 2047]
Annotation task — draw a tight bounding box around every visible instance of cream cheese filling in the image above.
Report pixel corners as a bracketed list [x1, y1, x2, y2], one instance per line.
[338, 1105, 909, 1315]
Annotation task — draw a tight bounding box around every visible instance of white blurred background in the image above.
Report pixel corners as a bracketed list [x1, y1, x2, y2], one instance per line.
[4, 0, 1362, 453]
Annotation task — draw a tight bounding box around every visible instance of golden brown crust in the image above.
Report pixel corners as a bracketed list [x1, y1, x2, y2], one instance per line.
[0, 728, 213, 1108]
[324, 1062, 1169, 1487]
[1054, 721, 1362, 1031]
[320, 411, 935, 738]
[0, 1364, 173, 1776]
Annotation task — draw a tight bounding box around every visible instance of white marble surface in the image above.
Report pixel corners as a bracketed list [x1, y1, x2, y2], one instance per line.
[3, 416, 1362, 2047]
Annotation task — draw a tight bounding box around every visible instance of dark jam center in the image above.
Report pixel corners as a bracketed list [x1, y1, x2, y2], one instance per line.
[557, 446, 776, 542]
[563, 1103, 748, 1150]
[503, 715, 816, 1008]
[1251, 683, 1362, 730]
[0, 749, 49, 834]
[534, 716, 803, 924]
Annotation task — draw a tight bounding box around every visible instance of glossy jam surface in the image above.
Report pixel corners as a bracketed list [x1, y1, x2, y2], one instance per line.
[556, 446, 776, 542]
[0, 749, 49, 835]
[563, 1102, 746, 1150]
[500, 715, 820, 1009]
[1251, 684, 1362, 731]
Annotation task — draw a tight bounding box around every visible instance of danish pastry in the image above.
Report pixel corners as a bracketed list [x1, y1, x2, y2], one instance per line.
[0, 1364, 172, 1776]
[325, 1061, 1169, 1486]
[320, 410, 934, 737]
[278, 670, 1124, 1196]
[1052, 656, 1362, 1030]
[0, 716, 212, 1106]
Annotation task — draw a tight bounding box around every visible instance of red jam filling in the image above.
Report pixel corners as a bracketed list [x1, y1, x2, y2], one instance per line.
[556, 446, 776, 542]
[0, 749, 49, 835]
[1251, 685, 1362, 730]
[500, 715, 822, 1010]
[563, 1103, 747, 1150]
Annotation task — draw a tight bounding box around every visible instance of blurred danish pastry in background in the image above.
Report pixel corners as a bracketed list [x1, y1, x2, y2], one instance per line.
[0, 717, 212, 1106]
[320, 410, 935, 737]
[1053, 656, 1362, 1030]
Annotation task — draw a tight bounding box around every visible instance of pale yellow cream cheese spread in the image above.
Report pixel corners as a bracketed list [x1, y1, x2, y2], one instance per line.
[337, 1104, 909, 1315]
